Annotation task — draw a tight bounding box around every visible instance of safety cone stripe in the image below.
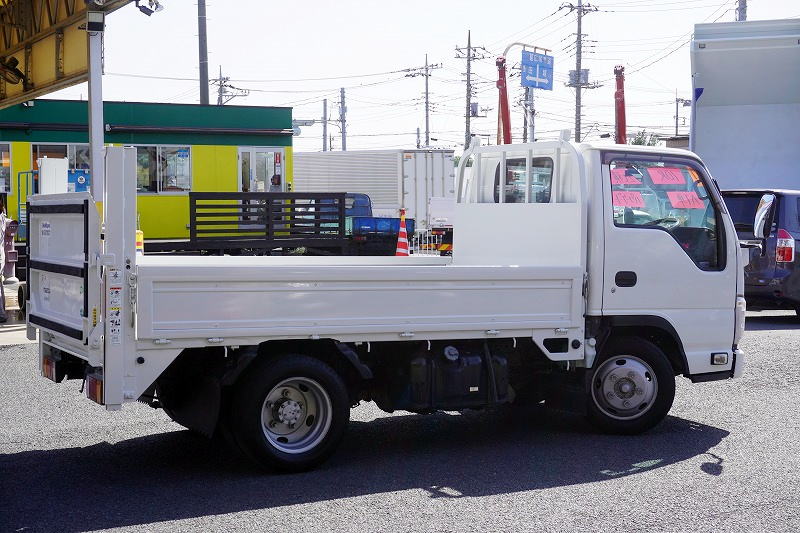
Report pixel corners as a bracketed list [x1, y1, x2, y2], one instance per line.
[395, 208, 409, 256]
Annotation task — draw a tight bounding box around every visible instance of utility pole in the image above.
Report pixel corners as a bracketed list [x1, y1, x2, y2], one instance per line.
[197, 0, 209, 105]
[339, 87, 347, 151]
[322, 99, 328, 152]
[563, 0, 600, 142]
[212, 66, 249, 105]
[527, 87, 535, 142]
[405, 55, 441, 147]
[455, 31, 489, 149]
[575, 0, 584, 142]
[216, 66, 223, 105]
[522, 93, 528, 143]
[675, 92, 691, 136]
[464, 31, 471, 148]
[424, 54, 430, 146]
[736, 0, 746, 21]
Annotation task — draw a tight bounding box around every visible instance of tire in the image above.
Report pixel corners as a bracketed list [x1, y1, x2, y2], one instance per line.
[586, 337, 675, 435]
[229, 354, 350, 472]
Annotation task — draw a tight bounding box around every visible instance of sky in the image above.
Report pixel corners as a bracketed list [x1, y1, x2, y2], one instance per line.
[49, 0, 800, 153]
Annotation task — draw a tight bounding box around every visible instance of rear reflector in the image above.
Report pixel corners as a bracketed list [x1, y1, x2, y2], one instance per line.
[776, 229, 795, 263]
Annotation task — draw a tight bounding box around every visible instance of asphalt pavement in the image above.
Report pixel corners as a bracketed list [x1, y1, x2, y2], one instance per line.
[1, 311, 799, 532]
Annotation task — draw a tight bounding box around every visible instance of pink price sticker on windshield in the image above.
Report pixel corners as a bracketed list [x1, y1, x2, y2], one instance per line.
[611, 168, 642, 185]
[667, 191, 705, 209]
[649, 167, 685, 185]
[612, 190, 645, 208]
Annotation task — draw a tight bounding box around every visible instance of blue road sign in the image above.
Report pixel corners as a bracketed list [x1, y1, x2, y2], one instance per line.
[521, 51, 554, 90]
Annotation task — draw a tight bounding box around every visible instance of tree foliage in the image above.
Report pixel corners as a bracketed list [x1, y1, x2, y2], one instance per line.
[630, 130, 661, 146]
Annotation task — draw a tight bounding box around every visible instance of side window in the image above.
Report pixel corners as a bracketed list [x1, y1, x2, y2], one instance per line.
[494, 157, 553, 203]
[609, 160, 723, 271]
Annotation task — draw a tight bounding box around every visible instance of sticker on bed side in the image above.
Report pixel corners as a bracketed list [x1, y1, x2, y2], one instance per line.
[612, 190, 645, 208]
[649, 167, 685, 185]
[611, 168, 642, 185]
[667, 191, 705, 209]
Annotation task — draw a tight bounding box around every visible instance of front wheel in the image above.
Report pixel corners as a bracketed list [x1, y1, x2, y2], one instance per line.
[230, 354, 350, 472]
[587, 337, 675, 435]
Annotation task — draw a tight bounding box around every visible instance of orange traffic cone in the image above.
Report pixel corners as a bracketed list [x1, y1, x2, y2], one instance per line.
[395, 209, 409, 256]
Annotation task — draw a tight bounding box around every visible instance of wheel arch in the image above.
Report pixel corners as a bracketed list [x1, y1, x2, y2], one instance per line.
[154, 339, 371, 438]
[593, 315, 689, 376]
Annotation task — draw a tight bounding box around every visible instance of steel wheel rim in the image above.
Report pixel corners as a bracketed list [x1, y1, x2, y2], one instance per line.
[591, 355, 658, 421]
[261, 377, 333, 454]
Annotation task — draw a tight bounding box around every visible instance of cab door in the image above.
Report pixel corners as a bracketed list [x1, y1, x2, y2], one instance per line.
[600, 152, 738, 376]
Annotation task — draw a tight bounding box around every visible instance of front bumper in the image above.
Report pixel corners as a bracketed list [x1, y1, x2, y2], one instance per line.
[688, 348, 744, 382]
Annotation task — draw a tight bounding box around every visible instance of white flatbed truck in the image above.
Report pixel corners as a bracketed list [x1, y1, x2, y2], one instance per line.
[27, 140, 750, 471]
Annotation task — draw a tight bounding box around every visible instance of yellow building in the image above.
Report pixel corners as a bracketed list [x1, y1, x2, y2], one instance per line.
[0, 99, 293, 240]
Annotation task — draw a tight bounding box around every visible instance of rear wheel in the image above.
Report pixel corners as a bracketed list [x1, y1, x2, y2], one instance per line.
[230, 354, 350, 472]
[587, 337, 675, 435]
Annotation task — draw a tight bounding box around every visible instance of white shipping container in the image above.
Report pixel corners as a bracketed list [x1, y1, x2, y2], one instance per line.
[292, 149, 455, 230]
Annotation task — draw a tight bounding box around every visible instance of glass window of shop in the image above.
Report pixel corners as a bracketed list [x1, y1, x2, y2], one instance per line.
[0, 144, 9, 192]
[135, 145, 191, 193]
[31, 144, 90, 170]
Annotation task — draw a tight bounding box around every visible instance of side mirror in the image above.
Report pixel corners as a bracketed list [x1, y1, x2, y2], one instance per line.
[753, 193, 775, 240]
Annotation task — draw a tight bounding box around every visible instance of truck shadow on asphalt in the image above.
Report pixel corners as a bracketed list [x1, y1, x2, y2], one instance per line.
[745, 314, 799, 331]
[0, 407, 728, 532]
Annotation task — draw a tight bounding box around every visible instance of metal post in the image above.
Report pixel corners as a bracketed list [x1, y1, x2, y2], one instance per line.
[87, 13, 104, 200]
[339, 87, 347, 151]
[322, 99, 328, 152]
[575, 0, 583, 142]
[198, 0, 209, 105]
[424, 54, 430, 147]
[465, 30, 472, 149]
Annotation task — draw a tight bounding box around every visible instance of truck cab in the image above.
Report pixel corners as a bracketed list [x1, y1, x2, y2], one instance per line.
[457, 139, 745, 381]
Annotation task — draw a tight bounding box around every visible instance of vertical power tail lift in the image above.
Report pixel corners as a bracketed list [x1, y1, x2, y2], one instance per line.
[496, 56, 512, 145]
[614, 65, 627, 145]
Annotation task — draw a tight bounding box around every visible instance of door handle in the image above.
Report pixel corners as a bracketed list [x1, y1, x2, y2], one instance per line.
[615, 271, 637, 287]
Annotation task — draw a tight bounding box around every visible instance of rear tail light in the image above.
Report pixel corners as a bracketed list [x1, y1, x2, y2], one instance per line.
[86, 371, 104, 405]
[776, 229, 795, 263]
[42, 356, 57, 382]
